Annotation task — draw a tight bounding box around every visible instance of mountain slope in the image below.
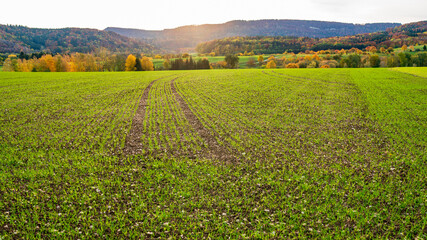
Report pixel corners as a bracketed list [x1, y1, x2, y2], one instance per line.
[195, 21, 427, 55]
[0, 25, 156, 54]
[105, 20, 401, 51]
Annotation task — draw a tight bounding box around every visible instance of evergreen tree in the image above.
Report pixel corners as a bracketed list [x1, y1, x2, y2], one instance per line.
[19, 51, 26, 60]
[170, 57, 210, 70]
[135, 57, 143, 71]
[417, 53, 427, 66]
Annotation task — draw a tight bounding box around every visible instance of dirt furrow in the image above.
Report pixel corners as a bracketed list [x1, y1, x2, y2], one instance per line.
[170, 78, 235, 161]
[122, 79, 158, 156]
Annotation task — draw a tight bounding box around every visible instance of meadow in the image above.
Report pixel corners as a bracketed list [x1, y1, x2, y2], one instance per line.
[0, 68, 426, 238]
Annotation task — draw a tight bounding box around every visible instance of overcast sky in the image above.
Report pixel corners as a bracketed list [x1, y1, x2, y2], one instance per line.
[1, 0, 426, 30]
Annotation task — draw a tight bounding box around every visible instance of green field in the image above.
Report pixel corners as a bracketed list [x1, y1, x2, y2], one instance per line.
[153, 54, 287, 69]
[0, 68, 426, 238]
[153, 46, 427, 69]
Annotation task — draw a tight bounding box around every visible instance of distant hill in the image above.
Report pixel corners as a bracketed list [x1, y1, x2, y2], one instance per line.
[195, 21, 427, 55]
[105, 20, 401, 51]
[0, 25, 156, 54]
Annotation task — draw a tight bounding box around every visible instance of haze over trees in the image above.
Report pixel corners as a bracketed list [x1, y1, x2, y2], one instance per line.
[196, 21, 427, 55]
[105, 20, 400, 51]
[1, 21, 426, 72]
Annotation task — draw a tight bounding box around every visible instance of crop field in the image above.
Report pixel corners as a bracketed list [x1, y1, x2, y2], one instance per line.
[0, 68, 426, 238]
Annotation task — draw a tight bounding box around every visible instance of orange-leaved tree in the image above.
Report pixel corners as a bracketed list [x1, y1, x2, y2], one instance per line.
[266, 60, 276, 69]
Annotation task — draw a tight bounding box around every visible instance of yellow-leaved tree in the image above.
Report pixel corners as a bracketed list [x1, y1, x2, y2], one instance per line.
[258, 55, 264, 64]
[17, 59, 34, 72]
[125, 54, 137, 71]
[163, 60, 170, 70]
[401, 45, 408, 52]
[141, 57, 154, 71]
[43, 55, 56, 72]
[3, 57, 17, 72]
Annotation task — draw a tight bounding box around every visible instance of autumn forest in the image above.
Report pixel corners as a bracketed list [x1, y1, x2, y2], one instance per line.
[0, 21, 426, 71]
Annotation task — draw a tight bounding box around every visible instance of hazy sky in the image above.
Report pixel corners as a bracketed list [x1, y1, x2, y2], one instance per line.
[1, 0, 426, 30]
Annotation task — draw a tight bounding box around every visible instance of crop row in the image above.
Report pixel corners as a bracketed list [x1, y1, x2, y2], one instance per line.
[141, 75, 205, 157]
[0, 72, 177, 169]
[174, 69, 386, 169]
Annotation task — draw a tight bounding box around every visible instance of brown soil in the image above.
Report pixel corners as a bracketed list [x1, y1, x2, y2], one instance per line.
[122, 79, 158, 156]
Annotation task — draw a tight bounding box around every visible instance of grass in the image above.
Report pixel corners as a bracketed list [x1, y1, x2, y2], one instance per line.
[0, 68, 426, 238]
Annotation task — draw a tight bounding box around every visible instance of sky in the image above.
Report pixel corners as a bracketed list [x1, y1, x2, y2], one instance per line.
[1, 0, 426, 30]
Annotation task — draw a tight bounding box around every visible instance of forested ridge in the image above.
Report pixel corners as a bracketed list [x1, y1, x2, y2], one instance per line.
[195, 21, 427, 55]
[105, 20, 400, 51]
[0, 24, 156, 54]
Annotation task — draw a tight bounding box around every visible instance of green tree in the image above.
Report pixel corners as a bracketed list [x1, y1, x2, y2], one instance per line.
[416, 53, 427, 67]
[3, 58, 17, 72]
[3, 55, 18, 72]
[369, 55, 381, 68]
[348, 54, 362, 68]
[225, 54, 239, 69]
[387, 56, 399, 67]
[398, 52, 411, 67]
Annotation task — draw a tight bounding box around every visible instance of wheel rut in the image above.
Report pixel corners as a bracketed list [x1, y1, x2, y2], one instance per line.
[123, 79, 158, 156]
[170, 78, 234, 161]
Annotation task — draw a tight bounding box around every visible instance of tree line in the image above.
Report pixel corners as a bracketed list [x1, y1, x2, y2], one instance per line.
[1, 52, 214, 72]
[2, 52, 129, 72]
[251, 49, 427, 69]
[3, 45, 427, 72]
[169, 56, 210, 70]
[196, 21, 427, 55]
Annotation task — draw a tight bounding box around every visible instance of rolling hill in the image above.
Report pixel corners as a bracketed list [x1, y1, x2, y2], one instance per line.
[195, 21, 427, 55]
[105, 20, 401, 51]
[0, 24, 157, 54]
